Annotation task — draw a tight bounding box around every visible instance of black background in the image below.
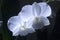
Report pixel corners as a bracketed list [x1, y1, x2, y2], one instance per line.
[0, 0, 60, 40]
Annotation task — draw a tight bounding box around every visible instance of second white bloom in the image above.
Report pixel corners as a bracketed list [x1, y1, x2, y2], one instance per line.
[18, 2, 52, 29]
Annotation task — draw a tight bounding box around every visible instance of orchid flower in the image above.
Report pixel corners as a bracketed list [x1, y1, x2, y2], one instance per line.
[7, 2, 52, 36]
[18, 2, 52, 29]
[7, 16, 35, 36]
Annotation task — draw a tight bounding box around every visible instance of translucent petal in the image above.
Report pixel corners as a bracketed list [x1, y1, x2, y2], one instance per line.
[32, 2, 41, 16]
[40, 17, 50, 26]
[19, 30, 29, 36]
[26, 28, 35, 33]
[25, 19, 35, 33]
[7, 16, 23, 36]
[19, 18, 35, 36]
[38, 2, 52, 17]
[32, 17, 50, 29]
[18, 5, 34, 21]
[12, 24, 21, 36]
[19, 28, 35, 36]
[25, 17, 34, 28]
[7, 16, 35, 36]
[7, 16, 22, 25]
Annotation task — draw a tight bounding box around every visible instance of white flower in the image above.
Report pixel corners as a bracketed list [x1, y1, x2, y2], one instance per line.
[7, 16, 35, 36]
[7, 2, 52, 36]
[18, 2, 52, 29]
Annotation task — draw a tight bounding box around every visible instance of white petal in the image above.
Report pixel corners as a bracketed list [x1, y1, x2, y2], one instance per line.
[32, 17, 50, 29]
[7, 16, 22, 30]
[38, 2, 52, 17]
[7, 16, 23, 36]
[19, 30, 29, 36]
[25, 19, 35, 33]
[19, 28, 35, 36]
[7, 16, 22, 24]
[18, 5, 34, 21]
[32, 2, 41, 16]
[40, 17, 50, 26]
[8, 22, 21, 36]
[12, 25, 21, 36]
[23, 18, 35, 33]
[26, 28, 35, 33]
[19, 18, 35, 36]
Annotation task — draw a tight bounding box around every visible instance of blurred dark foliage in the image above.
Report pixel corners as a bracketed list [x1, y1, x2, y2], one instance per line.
[49, 1, 60, 40]
[0, 0, 60, 40]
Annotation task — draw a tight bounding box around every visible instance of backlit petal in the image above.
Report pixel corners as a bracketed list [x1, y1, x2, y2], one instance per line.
[19, 28, 35, 36]
[32, 2, 41, 16]
[12, 24, 21, 36]
[8, 16, 22, 25]
[26, 28, 35, 33]
[19, 30, 28, 36]
[18, 5, 34, 21]
[38, 2, 52, 17]
[7, 16, 23, 36]
[32, 17, 50, 29]
[40, 17, 50, 26]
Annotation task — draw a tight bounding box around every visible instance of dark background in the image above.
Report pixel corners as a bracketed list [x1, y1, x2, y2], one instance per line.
[0, 0, 60, 40]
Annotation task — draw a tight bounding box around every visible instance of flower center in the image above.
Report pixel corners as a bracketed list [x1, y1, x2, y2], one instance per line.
[21, 26, 26, 30]
[21, 22, 26, 31]
[34, 17, 40, 23]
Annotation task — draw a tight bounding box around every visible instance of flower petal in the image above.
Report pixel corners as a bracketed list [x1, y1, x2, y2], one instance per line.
[38, 2, 52, 17]
[32, 2, 41, 16]
[19, 30, 29, 36]
[26, 28, 35, 33]
[18, 5, 34, 21]
[32, 17, 50, 29]
[19, 18, 35, 36]
[7, 16, 23, 36]
[12, 25, 21, 36]
[40, 17, 50, 26]
[7, 16, 22, 24]
[25, 20, 35, 33]
[19, 28, 35, 36]
[23, 18, 35, 33]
